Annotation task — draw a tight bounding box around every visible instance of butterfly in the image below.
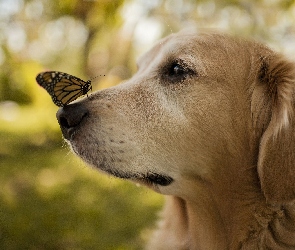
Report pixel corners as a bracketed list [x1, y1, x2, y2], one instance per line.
[36, 71, 92, 107]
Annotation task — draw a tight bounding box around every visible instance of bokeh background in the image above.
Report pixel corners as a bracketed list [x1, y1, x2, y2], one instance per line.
[1, 0, 295, 249]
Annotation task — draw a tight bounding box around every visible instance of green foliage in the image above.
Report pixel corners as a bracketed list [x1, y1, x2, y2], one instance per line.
[0, 128, 163, 249]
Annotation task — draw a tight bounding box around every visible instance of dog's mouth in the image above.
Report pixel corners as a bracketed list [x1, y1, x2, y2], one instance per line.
[69, 133, 174, 187]
[104, 167, 174, 186]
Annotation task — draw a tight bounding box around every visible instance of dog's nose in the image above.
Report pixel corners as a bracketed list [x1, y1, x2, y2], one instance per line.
[56, 103, 89, 139]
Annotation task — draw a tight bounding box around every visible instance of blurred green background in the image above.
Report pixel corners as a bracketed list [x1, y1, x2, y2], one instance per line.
[1, 0, 295, 249]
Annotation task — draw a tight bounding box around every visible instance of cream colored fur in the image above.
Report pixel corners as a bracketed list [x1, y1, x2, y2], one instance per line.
[58, 31, 295, 249]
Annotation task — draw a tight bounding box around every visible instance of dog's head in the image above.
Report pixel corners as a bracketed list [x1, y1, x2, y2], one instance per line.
[56, 31, 295, 202]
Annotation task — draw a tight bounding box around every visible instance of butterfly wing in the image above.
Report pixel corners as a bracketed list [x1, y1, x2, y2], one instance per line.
[36, 71, 92, 107]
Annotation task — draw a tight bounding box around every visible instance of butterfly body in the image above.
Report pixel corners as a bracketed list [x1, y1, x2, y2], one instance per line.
[36, 71, 92, 107]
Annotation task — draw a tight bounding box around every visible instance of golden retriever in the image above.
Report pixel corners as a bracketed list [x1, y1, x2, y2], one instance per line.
[56, 30, 295, 249]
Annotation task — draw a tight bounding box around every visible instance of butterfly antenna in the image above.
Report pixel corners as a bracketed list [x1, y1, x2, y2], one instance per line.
[87, 74, 105, 96]
[90, 74, 106, 81]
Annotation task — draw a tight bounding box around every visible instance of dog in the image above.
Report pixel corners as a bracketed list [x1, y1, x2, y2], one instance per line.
[56, 30, 295, 249]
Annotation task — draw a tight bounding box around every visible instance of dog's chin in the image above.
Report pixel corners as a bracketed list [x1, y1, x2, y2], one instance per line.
[69, 143, 174, 187]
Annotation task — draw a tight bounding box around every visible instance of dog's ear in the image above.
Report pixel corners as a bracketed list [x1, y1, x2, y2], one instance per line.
[253, 54, 295, 203]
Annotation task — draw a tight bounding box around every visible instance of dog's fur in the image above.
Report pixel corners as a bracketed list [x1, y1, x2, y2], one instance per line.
[57, 31, 295, 249]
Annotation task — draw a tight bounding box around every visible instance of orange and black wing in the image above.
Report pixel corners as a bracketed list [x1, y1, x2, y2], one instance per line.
[36, 71, 92, 107]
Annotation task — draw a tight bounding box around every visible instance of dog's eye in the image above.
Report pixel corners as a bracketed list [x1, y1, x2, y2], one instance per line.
[163, 61, 194, 82]
[170, 64, 185, 76]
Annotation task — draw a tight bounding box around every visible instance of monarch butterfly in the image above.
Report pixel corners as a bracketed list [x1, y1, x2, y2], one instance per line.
[36, 71, 92, 107]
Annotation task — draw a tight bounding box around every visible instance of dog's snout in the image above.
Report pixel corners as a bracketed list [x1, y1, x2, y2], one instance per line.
[56, 103, 89, 139]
